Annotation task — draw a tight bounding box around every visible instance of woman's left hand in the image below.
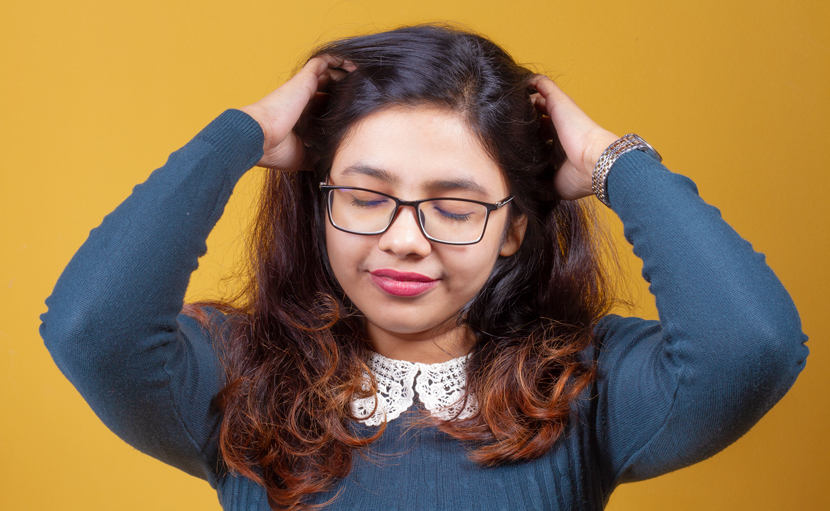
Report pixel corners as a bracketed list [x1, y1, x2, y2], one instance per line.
[530, 75, 619, 201]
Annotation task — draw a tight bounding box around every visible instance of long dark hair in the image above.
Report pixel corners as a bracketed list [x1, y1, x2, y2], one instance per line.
[186, 23, 618, 511]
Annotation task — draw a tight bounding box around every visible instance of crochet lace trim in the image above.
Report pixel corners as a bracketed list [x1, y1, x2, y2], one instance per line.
[351, 351, 478, 426]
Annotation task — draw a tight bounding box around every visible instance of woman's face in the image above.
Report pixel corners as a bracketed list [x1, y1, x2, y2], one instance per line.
[325, 106, 525, 361]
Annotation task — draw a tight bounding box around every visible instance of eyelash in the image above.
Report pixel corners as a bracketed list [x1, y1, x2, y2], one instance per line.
[350, 197, 388, 208]
[436, 208, 472, 222]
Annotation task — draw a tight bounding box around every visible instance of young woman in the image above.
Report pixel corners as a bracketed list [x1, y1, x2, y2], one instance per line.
[40, 24, 808, 510]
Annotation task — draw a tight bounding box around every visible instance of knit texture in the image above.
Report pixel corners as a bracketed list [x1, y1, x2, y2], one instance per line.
[40, 110, 809, 510]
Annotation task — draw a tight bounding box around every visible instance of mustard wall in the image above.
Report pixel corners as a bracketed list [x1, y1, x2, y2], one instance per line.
[2, 1, 827, 509]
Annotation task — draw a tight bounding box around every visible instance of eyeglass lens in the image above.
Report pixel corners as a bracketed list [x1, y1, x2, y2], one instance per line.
[328, 188, 489, 243]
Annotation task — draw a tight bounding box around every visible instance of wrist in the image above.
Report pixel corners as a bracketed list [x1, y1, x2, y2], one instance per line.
[569, 131, 617, 199]
[238, 104, 271, 151]
[586, 131, 620, 171]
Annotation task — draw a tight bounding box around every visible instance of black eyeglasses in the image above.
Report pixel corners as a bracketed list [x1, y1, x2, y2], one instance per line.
[320, 183, 514, 245]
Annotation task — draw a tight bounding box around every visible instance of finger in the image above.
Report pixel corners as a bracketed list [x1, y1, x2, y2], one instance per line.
[530, 74, 599, 134]
[305, 55, 340, 76]
[529, 75, 571, 102]
[530, 75, 585, 120]
[319, 54, 355, 71]
[307, 54, 356, 79]
[327, 67, 349, 81]
[336, 59, 357, 73]
[282, 56, 351, 114]
[530, 93, 557, 141]
[531, 94, 547, 114]
[322, 54, 357, 73]
[316, 67, 349, 92]
[298, 55, 356, 95]
[293, 56, 340, 97]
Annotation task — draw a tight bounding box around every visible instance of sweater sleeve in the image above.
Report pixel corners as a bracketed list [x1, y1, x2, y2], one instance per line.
[39, 110, 264, 486]
[592, 150, 809, 488]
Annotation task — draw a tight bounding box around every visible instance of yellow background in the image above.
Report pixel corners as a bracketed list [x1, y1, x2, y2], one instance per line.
[2, 0, 828, 509]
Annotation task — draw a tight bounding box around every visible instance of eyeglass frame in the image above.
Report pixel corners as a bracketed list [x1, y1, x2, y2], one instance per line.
[319, 183, 514, 246]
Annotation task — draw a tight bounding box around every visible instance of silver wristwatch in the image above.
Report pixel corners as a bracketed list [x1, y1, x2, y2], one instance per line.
[591, 134, 662, 208]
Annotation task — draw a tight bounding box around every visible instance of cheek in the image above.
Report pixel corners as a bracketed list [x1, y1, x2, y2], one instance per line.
[325, 222, 358, 282]
[441, 239, 503, 296]
[324, 221, 380, 303]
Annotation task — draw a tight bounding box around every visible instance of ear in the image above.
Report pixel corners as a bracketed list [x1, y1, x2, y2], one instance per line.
[499, 214, 528, 257]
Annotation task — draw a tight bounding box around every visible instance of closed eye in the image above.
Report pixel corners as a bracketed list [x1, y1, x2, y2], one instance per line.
[350, 196, 390, 208]
[435, 206, 473, 222]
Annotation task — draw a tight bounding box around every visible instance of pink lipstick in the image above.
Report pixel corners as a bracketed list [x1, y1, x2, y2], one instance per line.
[370, 269, 438, 297]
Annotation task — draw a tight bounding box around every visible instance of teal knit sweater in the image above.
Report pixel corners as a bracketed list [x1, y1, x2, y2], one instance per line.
[40, 110, 809, 510]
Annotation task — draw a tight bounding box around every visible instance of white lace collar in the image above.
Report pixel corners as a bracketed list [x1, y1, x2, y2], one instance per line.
[351, 351, 478, 426]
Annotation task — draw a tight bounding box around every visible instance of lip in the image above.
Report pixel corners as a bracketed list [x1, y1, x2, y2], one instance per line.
[370, 269, 438, 297]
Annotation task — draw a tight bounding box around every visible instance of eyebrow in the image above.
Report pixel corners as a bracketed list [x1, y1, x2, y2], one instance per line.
[339, 164, 489, 196]
[423, 177, 488, 196]
[340, 164, 400, 185]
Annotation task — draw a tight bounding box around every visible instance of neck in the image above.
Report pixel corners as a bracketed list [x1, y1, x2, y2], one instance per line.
[365, 321, 475, 364]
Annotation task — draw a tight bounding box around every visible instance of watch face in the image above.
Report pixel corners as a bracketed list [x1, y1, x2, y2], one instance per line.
[632, 134, 662, 163]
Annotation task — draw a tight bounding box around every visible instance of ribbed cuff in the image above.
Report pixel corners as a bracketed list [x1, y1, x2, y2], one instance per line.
[192, 109, 265, 179]
[604, 149, 672, 211]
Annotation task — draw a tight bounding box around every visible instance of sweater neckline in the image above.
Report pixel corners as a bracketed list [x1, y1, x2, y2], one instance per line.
[351, 351, 478, 426]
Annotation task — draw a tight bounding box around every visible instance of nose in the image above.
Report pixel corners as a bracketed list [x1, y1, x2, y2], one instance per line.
[377, 205, 432, 258]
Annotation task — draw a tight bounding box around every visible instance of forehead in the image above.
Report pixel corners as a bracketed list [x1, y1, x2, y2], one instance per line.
[329, 106, 508, 199]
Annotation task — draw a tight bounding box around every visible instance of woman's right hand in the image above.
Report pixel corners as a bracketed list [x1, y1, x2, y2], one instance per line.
[529, 75, 619, 201]
[239, 55, 355, 171]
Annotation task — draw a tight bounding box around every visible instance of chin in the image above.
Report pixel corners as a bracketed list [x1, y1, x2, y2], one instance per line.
[364, 311, 461, 337]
